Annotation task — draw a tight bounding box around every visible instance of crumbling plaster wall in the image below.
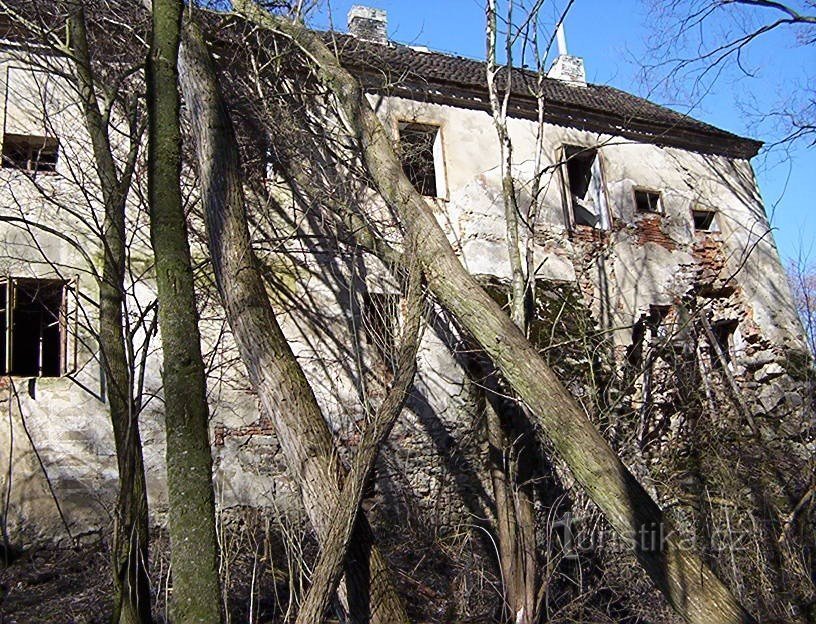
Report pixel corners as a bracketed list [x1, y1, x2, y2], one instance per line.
[0, 59, 168, 545]
[376, 94, 805, 354]
[0, 58, 266, 545]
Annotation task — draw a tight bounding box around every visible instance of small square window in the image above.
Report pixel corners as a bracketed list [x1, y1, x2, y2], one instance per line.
[2, 134, 59, 173]
[634, 189, 661, 213]
[398, 122, 439, 197]
[692, 209, 717, 232]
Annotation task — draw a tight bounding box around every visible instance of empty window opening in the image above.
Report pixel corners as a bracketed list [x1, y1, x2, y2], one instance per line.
[2, 134, 58, 173]
[398, 122, 440, 197]
[634, 189, 661, 213]
[563, 145, 608, 229]
[692, 209, 717, 232]
[0, 279, 67, 377]
[647, 305, 673, 342]
[711, 320, 737, 368]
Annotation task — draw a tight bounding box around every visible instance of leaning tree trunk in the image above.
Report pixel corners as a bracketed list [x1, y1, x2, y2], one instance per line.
[146, 1, 222, 621]
[65, 5, 152, 623]
[175, 14, 409, 624]
[237, 5, 756, 623]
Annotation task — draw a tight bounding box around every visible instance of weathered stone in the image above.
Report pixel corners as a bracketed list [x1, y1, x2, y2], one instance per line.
[754, 362, 785, 382]
[784, 391, 804, 408]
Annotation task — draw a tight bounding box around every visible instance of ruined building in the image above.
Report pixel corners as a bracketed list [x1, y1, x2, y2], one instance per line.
[0, 5, 812, 619]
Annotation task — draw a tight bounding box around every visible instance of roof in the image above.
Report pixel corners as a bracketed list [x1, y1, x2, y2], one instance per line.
[327, 33, 762, 159]
[0, 9, 761, 159]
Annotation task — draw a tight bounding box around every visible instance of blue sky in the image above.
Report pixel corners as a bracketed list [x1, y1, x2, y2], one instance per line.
[310, 0, 815, 265]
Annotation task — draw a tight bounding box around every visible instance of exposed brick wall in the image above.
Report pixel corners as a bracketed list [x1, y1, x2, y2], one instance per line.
[570, 224, 609, 245]
[692, 234, 727, 286]
[214, 416, 276, 447]
[633, 214, 677, 251]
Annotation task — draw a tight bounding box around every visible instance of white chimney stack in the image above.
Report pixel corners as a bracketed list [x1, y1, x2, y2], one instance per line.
[348, 6, 388, 43]
[556, 23, 568, 56]
[548, 22, 586, 86]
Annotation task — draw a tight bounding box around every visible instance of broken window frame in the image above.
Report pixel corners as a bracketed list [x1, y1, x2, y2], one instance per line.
[1, 133, 59, 173]
[558, 144, 611, 231]
[397, 121, 447, 199]
[0, 276, 77, 378]
[691, 207, 718, 233]
[633, 187, 662, 214]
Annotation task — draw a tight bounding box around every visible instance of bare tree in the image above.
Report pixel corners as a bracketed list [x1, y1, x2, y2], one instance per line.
[641, 0, 815, 149]
[29, 2, 155, 621]
[483, 2, 541, 620]
[174, 9, 410, 622]
[294, 260, 423, 624]
[0, 2, 200, 620]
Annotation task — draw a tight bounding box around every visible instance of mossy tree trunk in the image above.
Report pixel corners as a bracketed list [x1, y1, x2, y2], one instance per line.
[65, 5, 152, 623]
[174, 13, 409, 624]
[237, 4, 756, 622]
[146, 1, 222, 622]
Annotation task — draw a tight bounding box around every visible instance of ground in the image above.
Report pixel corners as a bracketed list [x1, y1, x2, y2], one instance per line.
[1, 542, 110, 623]
[0, 515, 497, 623]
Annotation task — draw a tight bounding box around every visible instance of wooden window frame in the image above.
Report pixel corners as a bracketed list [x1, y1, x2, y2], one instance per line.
[633, 187, 663, 214]
[691, 207, 718, 232]
[1, 133, 59, 174]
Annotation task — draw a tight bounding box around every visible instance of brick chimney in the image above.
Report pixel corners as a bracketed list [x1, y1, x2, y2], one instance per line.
[547, 23, 586, 86]
[347, 6, 388, 43]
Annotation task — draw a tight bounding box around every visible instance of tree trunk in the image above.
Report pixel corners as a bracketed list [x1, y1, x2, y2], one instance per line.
[237, 5, 756, 622]
[65, 6, 152, 623]
[175, 14, 409, 624]
[146, 1, 222, 621]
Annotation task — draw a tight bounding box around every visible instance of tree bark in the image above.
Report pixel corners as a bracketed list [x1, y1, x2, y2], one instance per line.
[175, 13, 409, 624]
[146, 1, 222, 621]
[65, 6, 152, 623]
[236, 5, 757, 622]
